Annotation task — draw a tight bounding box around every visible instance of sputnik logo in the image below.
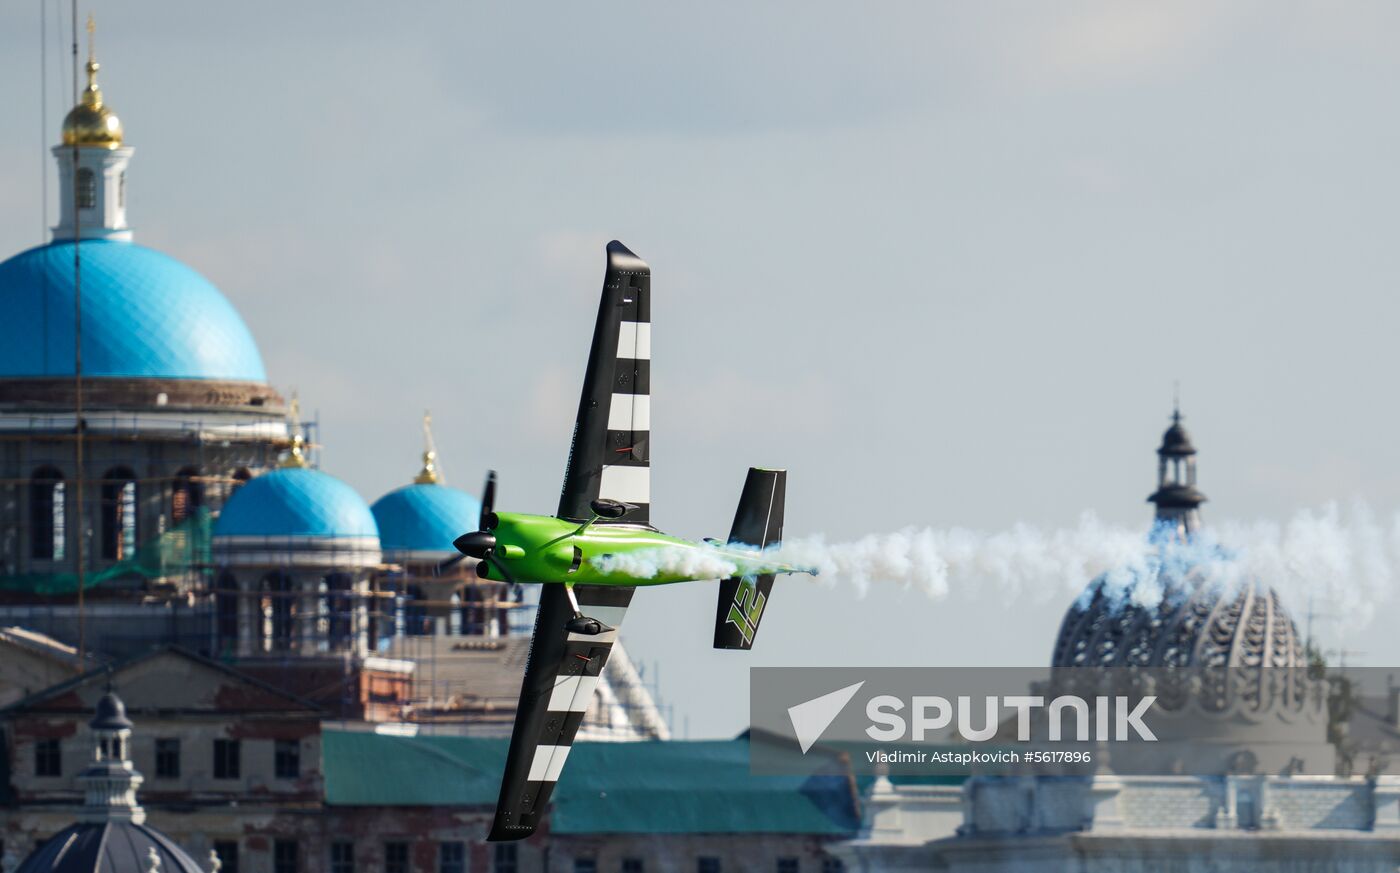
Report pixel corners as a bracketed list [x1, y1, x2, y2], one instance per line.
[787, 681, 865, 754]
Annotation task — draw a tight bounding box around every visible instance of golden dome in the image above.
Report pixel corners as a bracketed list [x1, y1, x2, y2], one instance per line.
[61, 17, 122, 149]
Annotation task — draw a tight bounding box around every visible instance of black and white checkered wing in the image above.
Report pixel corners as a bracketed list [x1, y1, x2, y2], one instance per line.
[488, 242, 650, 841]
[486, 583, 632, 841]
[556, 240, 651, 524]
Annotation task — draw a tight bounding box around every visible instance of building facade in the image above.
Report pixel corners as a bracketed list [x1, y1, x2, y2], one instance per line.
[837, 413, 1400, 872]
[0, 24, 666, 736]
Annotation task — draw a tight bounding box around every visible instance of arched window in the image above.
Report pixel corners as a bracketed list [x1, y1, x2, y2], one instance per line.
[324, 573, 353, 648]
[172, 467, 203, 525]
[76, 168, 96, 209]
[259, 572, 295, 652]
[216, 571, 240, 652]
[101, 467, 138, 561]
[118, 171, 126, 208]
[30, 467, 65, 561]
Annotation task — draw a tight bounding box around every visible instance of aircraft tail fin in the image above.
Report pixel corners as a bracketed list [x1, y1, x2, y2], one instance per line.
[713, 468, 786, 650]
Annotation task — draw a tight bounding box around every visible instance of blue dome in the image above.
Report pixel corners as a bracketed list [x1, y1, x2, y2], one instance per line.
[0, 240, 266, 381]
[215, 468, 378, 539]
[371, 483, 481, 556]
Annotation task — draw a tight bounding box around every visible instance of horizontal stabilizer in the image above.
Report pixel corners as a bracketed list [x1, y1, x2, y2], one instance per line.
[713, 468, 786, 650]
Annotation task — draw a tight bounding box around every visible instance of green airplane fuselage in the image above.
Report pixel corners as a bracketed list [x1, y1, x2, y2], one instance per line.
[478, 511, 708, 587]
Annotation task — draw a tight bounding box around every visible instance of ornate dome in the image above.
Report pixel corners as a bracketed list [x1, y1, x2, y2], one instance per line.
[1052, 410, 1317, 721]
[1051, 566, 1305, 674]
[371, 482, 482, 560]
[62, 59, 123, 148]
[214, 468, 378, 540]
[1160, 421, 1195, 455]
[17, 690, 209, 873]
[92, 691, 134, 730]
[0, 240, 266, 381]
[18, 822, 207, 873]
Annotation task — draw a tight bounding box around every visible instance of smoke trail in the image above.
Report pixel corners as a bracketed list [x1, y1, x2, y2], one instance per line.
[590, 503, 1397, 630]
[593, 546, 744, 580]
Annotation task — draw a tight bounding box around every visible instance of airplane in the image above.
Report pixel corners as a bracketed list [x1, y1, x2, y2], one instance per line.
[447, 240, 816, 841]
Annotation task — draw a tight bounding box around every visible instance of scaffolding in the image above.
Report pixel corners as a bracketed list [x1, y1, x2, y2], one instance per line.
[0, 415, 670, 737]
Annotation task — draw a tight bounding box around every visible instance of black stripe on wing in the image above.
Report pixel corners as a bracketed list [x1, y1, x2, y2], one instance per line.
[487, 584, 636, 841]
[557, 241, 651, 525]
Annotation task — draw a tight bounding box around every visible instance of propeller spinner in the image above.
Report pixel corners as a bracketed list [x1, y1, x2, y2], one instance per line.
[439, 470, 500, 572]
[445, 471, 521, 593]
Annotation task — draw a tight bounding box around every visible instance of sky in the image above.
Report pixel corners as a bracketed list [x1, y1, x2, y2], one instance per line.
[3, 1, 1400, 737]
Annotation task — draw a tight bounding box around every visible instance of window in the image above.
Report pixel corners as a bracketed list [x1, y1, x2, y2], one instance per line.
[404, 586, 429, 636]
[213, 738, 240, 779]
[621, 861, 644, 873]
[384, 842, 409, 873]
[76, 167, 96, 209]
[118, 171, 126, 207]
[273, 841, 298, 873]
[34, 738, 61, 777]
[324, 573, 353, 648]
[155, 738, 180, 779]
[260, 573, 295, 652]
[212, 842, 239, 873]
[697, 860, 721, 873]
[493, 845, 517, 873]
[330, 842, 354, 873]
[30, 467, 65, 560]
[438, 843, 464, 873]
[573, 860, 596, 873]
[275, 739, 300, 779]
[172, 467, 203, 524]
[101, 467, 138, 561]
[821, 859, 844, 873]
[777, 861, 799, 873]
[216, 572, 239, 650]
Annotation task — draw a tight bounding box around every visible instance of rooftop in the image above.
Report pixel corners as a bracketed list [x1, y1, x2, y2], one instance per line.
[322, 730, 860, 836]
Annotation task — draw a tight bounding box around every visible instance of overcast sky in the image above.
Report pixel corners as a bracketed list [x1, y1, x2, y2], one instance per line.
[3, 1, 1400, 737]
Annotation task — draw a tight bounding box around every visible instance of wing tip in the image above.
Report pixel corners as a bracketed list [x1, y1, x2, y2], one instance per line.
[607, 240, 649, 274]
[487, 824, 536, 842]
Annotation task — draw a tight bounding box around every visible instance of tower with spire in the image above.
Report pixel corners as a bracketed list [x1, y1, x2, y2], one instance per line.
[12, 691, 210, 873]
[78, 691, 144, 824]
[1146, 405, 1207, 539]
[54, 16, 133, 242]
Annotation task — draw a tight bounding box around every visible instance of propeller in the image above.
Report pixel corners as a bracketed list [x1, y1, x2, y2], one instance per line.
[481, 470, 496, 528]
[440, 470, 522, 601]
[437, 470, 499, 573]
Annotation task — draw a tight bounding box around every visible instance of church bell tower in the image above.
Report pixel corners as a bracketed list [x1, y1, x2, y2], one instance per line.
[1147, 406, 1207, 539]
[53, 16, 133, 242]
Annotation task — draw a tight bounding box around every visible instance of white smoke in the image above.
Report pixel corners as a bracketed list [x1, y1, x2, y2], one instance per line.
[592, 546, 742, 580]
[590, 503, 1396, 631]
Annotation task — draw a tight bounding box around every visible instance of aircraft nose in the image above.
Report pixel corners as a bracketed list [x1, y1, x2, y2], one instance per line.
[454, 530, 497, 558]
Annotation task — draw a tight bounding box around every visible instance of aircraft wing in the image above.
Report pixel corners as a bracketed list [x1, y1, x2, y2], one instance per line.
[556, 240, 652, 524]
[490, 242, 651, 840]
[487, 582, 634, 841]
